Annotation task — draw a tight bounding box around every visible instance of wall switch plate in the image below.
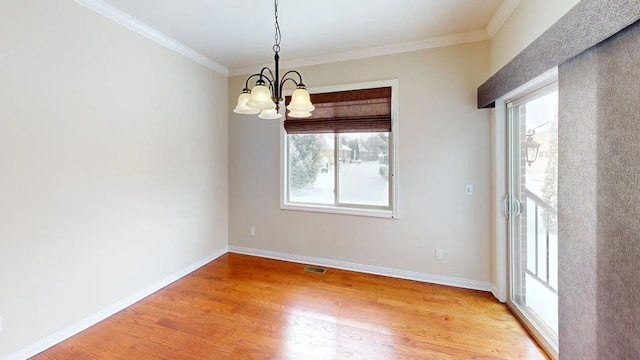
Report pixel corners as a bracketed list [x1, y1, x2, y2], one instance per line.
[249, 227, 255, 236]
[0, 316, 3, 332]
[465, 184, 473, 195]
[435, 249, 444, 260]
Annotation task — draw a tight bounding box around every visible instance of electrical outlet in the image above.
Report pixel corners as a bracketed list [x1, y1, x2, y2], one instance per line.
[465, 184, 473, 195]
[435, 249, 444, 260]
[0, 316, 3, 332]
[249, 227, 256, 236]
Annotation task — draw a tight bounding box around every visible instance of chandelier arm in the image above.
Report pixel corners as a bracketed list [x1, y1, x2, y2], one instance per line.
[243, 73, 265, 90]
[267, 81, 276, 97]
[278, 77, 301, 99]
[252, 70, 275, 94]
[259, 67, 276, 83]
[281, 70, 305, 85]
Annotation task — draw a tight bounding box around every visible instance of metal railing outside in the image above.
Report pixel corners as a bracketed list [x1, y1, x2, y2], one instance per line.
[524, 189, 557, 294]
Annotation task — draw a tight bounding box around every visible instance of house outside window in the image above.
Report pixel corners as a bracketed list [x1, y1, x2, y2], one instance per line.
[280, 80, 399, 218]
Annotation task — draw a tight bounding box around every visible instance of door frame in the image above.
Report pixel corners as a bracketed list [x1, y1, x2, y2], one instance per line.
[491, 68, 558, 358]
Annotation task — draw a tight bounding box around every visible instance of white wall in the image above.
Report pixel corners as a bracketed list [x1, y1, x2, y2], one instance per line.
[0, 0, 228, 357]
[491, 0, 581, 73]
[229, 42, 492, 284]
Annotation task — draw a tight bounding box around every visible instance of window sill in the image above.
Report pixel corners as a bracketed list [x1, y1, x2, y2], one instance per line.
[281, 203, 398, 219]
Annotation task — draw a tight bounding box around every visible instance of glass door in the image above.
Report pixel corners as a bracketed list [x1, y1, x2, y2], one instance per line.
[507, 84, 559, 358]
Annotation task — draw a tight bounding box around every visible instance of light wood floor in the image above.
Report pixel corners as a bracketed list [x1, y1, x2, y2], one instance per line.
[33, 253, 548, 359]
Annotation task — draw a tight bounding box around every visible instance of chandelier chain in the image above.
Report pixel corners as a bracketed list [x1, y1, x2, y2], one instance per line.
[273, 0, 281, 53]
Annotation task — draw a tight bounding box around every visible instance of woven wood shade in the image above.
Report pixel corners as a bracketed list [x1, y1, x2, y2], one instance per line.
[284, 87, 391, 134]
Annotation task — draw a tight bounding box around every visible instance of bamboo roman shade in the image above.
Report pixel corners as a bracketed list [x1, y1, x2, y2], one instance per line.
[284, 87, 391, 134]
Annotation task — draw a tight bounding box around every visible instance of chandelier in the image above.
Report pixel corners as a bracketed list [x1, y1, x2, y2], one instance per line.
[233, 0, 315, 120]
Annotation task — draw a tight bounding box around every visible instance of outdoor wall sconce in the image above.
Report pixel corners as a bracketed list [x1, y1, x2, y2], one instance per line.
[524, 129, 541, 167]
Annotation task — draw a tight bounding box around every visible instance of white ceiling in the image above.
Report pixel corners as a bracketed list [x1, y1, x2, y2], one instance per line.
[93, 0, 519, 75]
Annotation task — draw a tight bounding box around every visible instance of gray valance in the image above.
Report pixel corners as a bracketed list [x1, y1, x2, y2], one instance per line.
[477, 0, 640, 109]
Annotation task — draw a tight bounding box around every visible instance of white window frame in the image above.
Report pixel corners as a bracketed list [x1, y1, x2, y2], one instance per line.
[280, 79, 399, 219]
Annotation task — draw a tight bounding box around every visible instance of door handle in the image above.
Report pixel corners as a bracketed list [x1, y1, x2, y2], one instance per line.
[512, 195, 521, 218]
[504, 194, 522, 219]
[503, 195, 510, 219]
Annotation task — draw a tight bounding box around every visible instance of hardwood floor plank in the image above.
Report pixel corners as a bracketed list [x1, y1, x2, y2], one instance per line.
[32, 253, 548, 359]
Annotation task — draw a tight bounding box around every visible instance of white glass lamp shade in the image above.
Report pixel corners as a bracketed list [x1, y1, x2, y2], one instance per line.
[233, 93, 260, 114]
[286, 88, 315, 112]
[258, 108, 282, 120]
[288, 110, 312, 118]
[246, 84, 276, 110]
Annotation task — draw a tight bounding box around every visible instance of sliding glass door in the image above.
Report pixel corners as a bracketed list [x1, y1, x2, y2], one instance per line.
[507, 84, 559, 357]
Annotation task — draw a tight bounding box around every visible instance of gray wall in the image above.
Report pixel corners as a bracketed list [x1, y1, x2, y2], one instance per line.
[559, 21, 640, 359]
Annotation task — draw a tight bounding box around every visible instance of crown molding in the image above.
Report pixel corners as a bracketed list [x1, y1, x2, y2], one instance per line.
[74, 0, 520, 78]
[229, 29, 490, 76]
[487, 0, 521, 37]
[74, 0, 229, 76]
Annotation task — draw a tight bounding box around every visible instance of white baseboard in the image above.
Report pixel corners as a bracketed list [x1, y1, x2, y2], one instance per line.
[3, 247, 228, 360]
[492, 284, 501, 302]
[229, 246, 492, 292]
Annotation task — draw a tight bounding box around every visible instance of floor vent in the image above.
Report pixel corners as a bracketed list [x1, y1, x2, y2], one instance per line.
[304, 265, 327, 274]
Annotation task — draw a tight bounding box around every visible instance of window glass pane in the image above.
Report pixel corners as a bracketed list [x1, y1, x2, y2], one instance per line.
[337, 132, 389, 206]
[288, 134, 335, 204]
[509, 87, 559, 352]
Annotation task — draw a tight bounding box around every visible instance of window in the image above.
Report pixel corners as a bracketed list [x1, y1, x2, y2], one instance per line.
[281, 80, 398, 218]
